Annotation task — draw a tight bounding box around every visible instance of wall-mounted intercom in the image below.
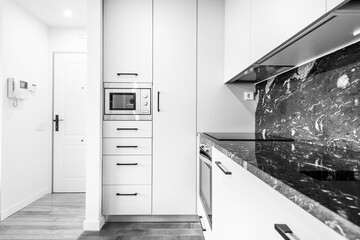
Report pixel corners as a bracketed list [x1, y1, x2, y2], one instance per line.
[7, 78, 29, 107]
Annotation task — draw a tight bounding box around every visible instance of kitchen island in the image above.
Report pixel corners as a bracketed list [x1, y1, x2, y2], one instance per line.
[200, 133, 360, 240]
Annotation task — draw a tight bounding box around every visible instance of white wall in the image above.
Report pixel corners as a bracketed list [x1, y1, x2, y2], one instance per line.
[49, 28, 87, 53]
[1, 0, 51, 219]
[84, 0, 104, 231]
[197, 0, 256, 133]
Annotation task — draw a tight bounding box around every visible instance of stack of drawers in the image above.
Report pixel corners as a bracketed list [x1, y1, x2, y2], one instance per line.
[102, 121, 152, 215]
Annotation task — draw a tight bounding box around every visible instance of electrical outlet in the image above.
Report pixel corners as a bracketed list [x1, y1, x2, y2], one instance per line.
[244, 92, 255, 101]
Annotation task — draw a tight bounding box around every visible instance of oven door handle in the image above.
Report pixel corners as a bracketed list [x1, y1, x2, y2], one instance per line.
[199, 154, 212, 166]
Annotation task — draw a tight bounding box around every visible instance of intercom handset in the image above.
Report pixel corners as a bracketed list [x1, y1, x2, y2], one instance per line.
[7, 78, 29, 107]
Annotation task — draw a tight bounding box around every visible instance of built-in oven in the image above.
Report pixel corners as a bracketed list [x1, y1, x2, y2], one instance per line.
[104, 82, 152, 121]
[199, 142, 212, 227]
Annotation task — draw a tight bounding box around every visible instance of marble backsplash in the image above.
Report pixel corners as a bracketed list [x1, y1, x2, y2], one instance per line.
[255, 41, 360, 152]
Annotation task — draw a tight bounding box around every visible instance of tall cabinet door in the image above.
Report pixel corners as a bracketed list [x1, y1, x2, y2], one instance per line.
[153, 0, 197, 214]
[104, 0, 152, 83]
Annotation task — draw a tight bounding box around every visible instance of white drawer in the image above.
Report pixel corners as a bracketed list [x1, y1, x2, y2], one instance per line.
[103, 185, 151, 215]
[103, 156, 151, 185]
[103, 121, 152, 138]
[103, 138, 151, 155]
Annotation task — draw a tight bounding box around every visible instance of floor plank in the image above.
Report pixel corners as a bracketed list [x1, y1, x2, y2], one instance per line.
[0, 194, 85, 240]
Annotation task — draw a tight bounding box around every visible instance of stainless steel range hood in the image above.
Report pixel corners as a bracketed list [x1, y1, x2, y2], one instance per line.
[227, 0, 360, 83]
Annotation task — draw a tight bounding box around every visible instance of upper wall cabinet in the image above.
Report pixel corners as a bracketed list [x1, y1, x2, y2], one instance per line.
[250, 0, 326, 63]
[327, 0, 345, 11]
[104, 0, 152, 82]
[224, 0, 251, 81]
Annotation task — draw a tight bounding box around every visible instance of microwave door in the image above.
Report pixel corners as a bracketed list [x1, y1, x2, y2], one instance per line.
[105, 89, 141, 115]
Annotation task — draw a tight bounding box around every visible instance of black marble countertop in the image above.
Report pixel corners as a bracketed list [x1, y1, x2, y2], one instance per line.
[200, 133, 360, 240]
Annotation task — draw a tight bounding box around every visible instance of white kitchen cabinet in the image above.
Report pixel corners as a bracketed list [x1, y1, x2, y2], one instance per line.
[103, 156, 152, 185]
[103, 121, 152, 138]
[327, 0, 344, 11]
[212, 148, 347, 240]
[152, 0, 197, 214]
[224, 0, 251, 81]
[102, 138, 152, 155]
[103, 185, 151, 215]
[102, 133, 153, 215]
[250, 0, 326, 62]
[104, 0, 152, 82]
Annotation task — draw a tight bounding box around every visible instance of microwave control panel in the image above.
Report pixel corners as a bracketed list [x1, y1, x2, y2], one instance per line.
[140, 89, 151, 114]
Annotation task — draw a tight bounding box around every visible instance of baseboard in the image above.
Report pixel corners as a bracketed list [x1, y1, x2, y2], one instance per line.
[106, 215, 199, 223]
[0, 187, 49, 220]
[83, 216, 105, 231]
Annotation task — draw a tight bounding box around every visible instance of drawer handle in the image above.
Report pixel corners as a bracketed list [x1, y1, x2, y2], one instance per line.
[116, 146, 138, 148]
[117, 73, 138, 76]
[215, 161, 232, 175]
[199, 216, 206, 232]
[116, 163, 138, 166]
[116, 193, 138, 196]
[275, 224, 294, 240]
[116, 128, 138, 131]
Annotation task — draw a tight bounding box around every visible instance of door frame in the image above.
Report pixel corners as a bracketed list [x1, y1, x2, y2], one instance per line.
[51, 52, 87, 193]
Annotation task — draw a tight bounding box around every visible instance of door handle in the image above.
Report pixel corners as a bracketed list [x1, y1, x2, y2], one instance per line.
[215, 161, 232, 175]
[53, 115, 64, 132]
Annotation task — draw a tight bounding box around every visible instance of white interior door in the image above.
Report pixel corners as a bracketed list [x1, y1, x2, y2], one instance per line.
[53, 53, 87, 193]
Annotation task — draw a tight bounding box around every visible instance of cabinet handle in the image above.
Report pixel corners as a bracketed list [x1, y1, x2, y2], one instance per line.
[274, 224, 294, 240]
[157, 91, 160, 112]
[116, 128, 138, 131]
[116, 163, 138, 166]
[215, 161, 232, 175]
[116, 146, 138, 148]
[116, 193, 138, 196]
[199, 216, 206, 231]
[117, 73, 138, 76]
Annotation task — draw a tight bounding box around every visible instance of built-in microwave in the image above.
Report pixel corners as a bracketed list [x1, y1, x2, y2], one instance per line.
[104, 82, 152, 121]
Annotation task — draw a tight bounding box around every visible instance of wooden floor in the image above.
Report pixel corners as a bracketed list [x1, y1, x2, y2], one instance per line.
[0, 194, 205, 240]
[78, 222, 205, 240]
[0, 194, 85, 240]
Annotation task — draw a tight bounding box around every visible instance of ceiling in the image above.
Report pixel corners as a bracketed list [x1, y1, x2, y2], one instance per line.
[15, 0, 87, 27]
